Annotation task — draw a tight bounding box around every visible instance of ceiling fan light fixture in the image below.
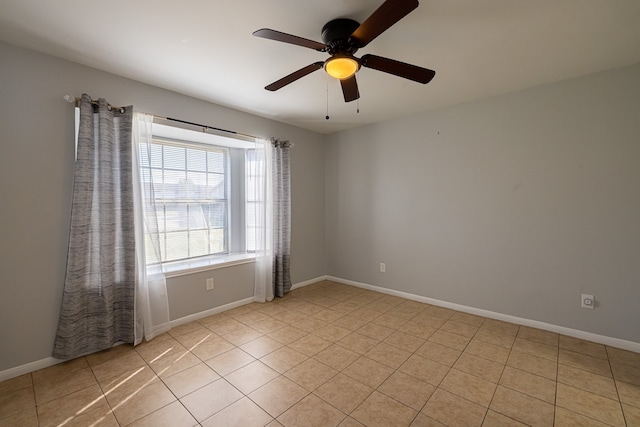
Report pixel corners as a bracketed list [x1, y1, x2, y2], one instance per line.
[254, 0, 435, 102]
[324, 56, 360, 79]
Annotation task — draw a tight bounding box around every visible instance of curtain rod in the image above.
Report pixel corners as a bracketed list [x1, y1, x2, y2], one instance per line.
[64, 95, 264, 141]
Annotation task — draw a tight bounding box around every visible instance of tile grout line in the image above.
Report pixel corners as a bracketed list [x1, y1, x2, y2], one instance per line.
[276, 293, 419, 424]
[165, 326, 250, 426]
[4, 280, 637, 427]
[473, 318, 502, 427]
[86, 356, 120, 425]
[605, 345, 628, 427]
[553, 332, 560, 427]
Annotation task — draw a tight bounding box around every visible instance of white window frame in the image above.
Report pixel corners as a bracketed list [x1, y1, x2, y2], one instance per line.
[148, 122, 257, 275]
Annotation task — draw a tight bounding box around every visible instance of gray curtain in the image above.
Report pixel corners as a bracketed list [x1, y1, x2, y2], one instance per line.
[272, 139, 292, 297]
[53, 94, 135, 360]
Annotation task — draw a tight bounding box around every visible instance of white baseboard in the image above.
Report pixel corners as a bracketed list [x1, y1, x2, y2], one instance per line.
[170, 297, 255, 328]
[327, 276, 640, 353]
[169, 274, 328, 328]
[0, 277, 327, 382]
[0, 357, 64, 382]
[4, 274, 635, 382]
[291, 275, 328, 290]
[171, 275, 328, 328]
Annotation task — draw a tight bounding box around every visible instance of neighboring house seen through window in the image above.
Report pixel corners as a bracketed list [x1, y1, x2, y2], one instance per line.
[139, 123, 256, 265]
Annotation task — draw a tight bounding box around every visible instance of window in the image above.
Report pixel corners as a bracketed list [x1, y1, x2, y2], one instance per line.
[245, 149, 259, 253]
[140, 140, 227, 262]
[139, 122, 256, 265]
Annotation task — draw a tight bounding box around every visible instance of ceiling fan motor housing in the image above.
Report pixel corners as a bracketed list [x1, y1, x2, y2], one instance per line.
[321, 19, 360, 55]
[253, 0, 435, 101]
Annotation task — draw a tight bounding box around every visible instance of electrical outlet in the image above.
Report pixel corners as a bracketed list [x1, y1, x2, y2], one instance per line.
[380, 263, 386, 273]
[206, 278, 214, 291]
[581, 294, 594, 309]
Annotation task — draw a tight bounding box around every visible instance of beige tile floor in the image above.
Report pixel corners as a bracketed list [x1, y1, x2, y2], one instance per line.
[1, 280, 639, 426]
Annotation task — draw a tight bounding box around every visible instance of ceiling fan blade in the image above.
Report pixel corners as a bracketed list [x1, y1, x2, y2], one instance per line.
[265, 62, 324, 91]
[253, 29, 326, 52]
[350, 0, 419, 48]
[340, 75, 360, 102]
[361, 54, 435, 84]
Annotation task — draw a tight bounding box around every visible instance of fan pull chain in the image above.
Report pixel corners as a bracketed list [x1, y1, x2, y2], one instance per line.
[357, 98, 360, 114]
[325, 77, 330, 120]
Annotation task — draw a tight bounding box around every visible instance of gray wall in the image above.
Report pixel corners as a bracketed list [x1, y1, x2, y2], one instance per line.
[325, 63, 640, 343]
[1, 39, 638, 373]
[0, 42, 326, 371]
[167, 264, 256, 320]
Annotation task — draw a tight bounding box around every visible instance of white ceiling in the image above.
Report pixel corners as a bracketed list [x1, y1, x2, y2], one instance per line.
[1, 0, 640, 134]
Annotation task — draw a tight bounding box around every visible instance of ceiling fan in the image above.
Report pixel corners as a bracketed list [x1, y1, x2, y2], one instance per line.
[253, 0, 436, 103]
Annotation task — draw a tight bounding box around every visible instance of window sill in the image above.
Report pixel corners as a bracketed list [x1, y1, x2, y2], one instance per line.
[163, 253, 256, 278]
